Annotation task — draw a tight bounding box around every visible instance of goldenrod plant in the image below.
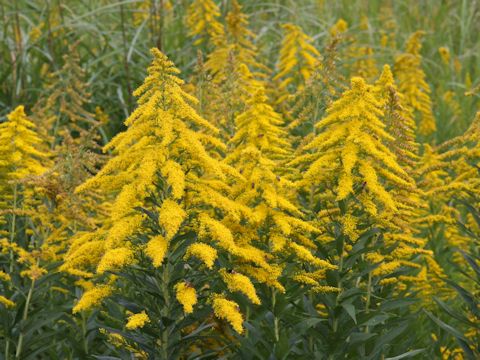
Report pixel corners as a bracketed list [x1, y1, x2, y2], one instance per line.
[273, 23, 320, 98]
[186, 0, 224, 46]
[60, 49, 282, 355]
[394, 31, 436, 137]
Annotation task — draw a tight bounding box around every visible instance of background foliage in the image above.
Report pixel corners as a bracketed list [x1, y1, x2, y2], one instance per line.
[0, 0, 479, 359]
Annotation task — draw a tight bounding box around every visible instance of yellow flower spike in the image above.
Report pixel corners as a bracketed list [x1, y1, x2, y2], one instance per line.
[374, 64, 420, 173]
[126, 311, 150, 330]
[97, 247, 134, 274]
[289, 243, 337, 270]
[186, 0, 224, 46]
[161, 160, 185, 200]
[220, 269, 260, 305]
[394, 31, 436, 136]
[0, 270, 11, 282]
[0, 295, 15, 308]
[158, 199, 186, 240]
[438, 46, 450, 65]
[175, 282, 197, 314]
[0, 106, 50, 180]
[73, 285, 113, 313]
[145, 235, 168, 268]
[300, 77, 414, 212]
[204, 0, 267, 96]
[329, 18, 348, 37]
[274, 23, 320, 92]
[184, 243, 218, 269]
[211, 294, 244, 334]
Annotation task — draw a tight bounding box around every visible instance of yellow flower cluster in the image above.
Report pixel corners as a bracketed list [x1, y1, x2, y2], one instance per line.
[211, 294, 244, 334]
[184, 243, 218, 269]
[175, 281, 198, 314]
[145, 235, 168, 268]
[159, 199, 187, 240]
[73, 285, 113, 313]
[220, 269, 260, 305]
[126, 311, 150, 330]
[97, 247, 134, 274]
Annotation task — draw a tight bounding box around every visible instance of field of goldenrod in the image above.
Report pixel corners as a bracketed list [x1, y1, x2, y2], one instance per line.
[0, 0, 479, 358]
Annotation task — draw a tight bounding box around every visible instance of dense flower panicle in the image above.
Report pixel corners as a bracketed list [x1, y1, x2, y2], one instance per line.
[211, 295, 244, 334]
[204, 0, 267, 92]
[0, 106, 56, 294]
[125, 311, 150, 330]
[274, 23, 320, 94]
[69, 48, 223, 262]
[286, 38, 346, 140]
[298, 77, 415, 216]
[394, 31, 436, 136]
[348, 17, 378, 81]
[175, 282, 198, 313]
[63, 49, 272, 328]
[31, 42, 100, 146]
[414, 113, 480, 277]
[186, 0, 224, 45]
[0, 106, 49, 180]
[227, 85, 335, 290]
[197, 0, 270, 142]
[229, 87, 291, 161]
[293, 76, 431, 282]
[373, 65, 428, 261]
[375, 65, 420, 172]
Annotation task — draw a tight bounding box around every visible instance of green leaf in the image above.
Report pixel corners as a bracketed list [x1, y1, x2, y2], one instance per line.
[425, 311, 469, 341]
[385, 349, 426, 360]
[348, 332, 377, 347]
[361, 314, 389, 327]
[368, 322, 409, 359]
[342, 303, 357, 324]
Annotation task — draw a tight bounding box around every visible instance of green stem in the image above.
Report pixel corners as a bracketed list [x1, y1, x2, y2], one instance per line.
[15, 279, 36, 359]
[160, 264, 170, 359]
[332, 252, 344, 334]
[9, 183, 18, 273]
[272, 289, 279, 342]
[364, 271, 372, 334]
[81, 312, 88, 355]
[119, 3, 133, 111]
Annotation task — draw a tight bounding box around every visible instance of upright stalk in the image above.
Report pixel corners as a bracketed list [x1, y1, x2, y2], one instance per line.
[81, 312, 89, 355]
[332, 251, 344, 334]
[9, 183, 18, 273]
[272, 289, 279, 342]
[160, 263, 171, 359]
[119, 3, 133, 111]
[15, 279, 36, 358]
